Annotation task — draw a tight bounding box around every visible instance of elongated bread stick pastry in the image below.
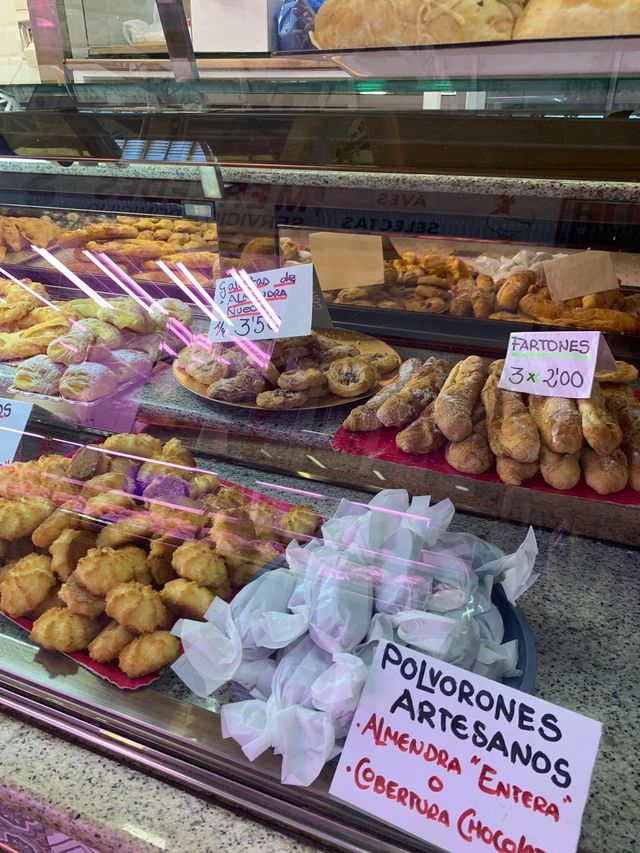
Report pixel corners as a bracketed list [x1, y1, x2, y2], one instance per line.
[445, 420, 494, 474]
[577, 381, 623, 456]
[529, 395, 583, 455]
[434, 356, 488, 442]
[581, 448, 628, 496]
[377, 358, 450, 428]
[395, 402, 445, 454]
[482, 373, 540, 463]
[614, 403, 640, 491]
[539, 446, 580, 491]
[496, 457, 539, 487]
[342, 358, 423, 431]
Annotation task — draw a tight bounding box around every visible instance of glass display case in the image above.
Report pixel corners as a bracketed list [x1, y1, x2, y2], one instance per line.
[0, 8, 638, 853]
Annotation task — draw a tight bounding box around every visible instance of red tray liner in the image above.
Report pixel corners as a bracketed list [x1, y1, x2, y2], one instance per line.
[332, 426, 640, 507]
[1, 470, 316, 690]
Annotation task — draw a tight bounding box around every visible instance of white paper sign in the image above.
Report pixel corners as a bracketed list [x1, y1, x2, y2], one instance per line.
[498, 331, 617, 399]
[209, 264, 313, 343]
[331, 642, 601, 853]
[0, 398, 32, 464]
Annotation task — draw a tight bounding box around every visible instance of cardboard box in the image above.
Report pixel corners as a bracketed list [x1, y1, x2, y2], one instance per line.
[191, 0, 281, 53]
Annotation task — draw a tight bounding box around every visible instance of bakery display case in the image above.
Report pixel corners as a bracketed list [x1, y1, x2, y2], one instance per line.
[0, 15, 639, 851]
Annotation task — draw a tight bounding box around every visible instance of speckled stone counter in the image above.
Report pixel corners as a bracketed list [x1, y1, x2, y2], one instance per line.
[0, 458, 638, 852]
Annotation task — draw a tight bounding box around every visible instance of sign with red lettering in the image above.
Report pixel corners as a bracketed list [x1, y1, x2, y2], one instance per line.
[330, 642, 601, 853]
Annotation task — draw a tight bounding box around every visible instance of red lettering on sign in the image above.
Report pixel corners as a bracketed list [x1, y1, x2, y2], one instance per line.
[477, 764, 561, 823]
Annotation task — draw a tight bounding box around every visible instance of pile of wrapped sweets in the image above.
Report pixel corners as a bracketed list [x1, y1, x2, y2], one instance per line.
[171, 489, 539, 786]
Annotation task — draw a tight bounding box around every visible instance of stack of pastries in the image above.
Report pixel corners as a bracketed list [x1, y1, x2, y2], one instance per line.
[326, 251, 640, 336]
[57, 216, 219, 288]
[0, 215, 62, 261]
[343, 355, 640, 496]
[176, 331, 401, 410]
[9, 294, 192, 401]
[0, 435, 321, 678]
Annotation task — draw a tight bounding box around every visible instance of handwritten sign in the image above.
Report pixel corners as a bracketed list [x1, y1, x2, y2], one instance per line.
[543, 251, 618, 302]
[498, 331, 616, 399]
[309, 232, 384, 292]
[0, 398, 32, 464]
[209, 264, 313, 343]
[331, 642, 601, 853]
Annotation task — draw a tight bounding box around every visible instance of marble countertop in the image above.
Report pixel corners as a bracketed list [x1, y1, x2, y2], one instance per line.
[0, 457, 638, 852]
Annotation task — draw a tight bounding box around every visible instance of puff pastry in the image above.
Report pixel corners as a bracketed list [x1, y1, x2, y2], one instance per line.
[14, 355, 65, 395]
[59, 363, 119, 402]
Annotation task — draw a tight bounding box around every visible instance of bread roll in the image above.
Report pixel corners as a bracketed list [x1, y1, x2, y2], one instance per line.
[539, 446, 581, 491]
[496, 457, 539, 487]
[482, 373, 540, 463]
[445, 420, 494, 474]
[581, 448, 628, 496]
[396, 402, 445, 454]
[495, 271, 537, 312]
[529, 395, 584, 455]
[615, 402, 640, 492]
[434, 356, 488, 442]
[577, 382, 623, 456]
[514, 0, 640, 40]
[312, 0, 514, 49]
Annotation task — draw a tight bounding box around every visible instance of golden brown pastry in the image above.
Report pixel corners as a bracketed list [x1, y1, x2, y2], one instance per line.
[31, 500, 82, 549]
[75, 546, 139, 596]
[85, 239, 175, 261]
[488, 311, 536, 324]
[496, 271, 537, 313]
[0, 319, 71, 361]
[278, 367, 326, 392]
[29, 584, 64, 619]
[280, 504, 321, 543]
[471, 289, 496, 319]
[434, 356, 488, 442]
[595, 361, 639, 384]
[14, 354, 66, 395]
[312, 0, 513, 48]
[395, 401, 445, 454]
[528, 395, 584, 455]
[118, 631, 180, 678]
[247, 500, 283, 541]
[85, 223, 138, 241]
[616, 403, 640, 492]
[106, 581, 166, 633]
[562, 308, 638, 336]
[256, 389, 308, 410]
[482, 373, 540, 464]
[539, 446, 581, 491]
[445, 420, 494, 474]
[0, 554, 55, 618]
[515, 0, 640, 39]
[88, 620, 135, 664]
[172, 540, 229, 590]
[581, 448, 629, 496]
[30, 607, 100, 653]
[148, 298, 193, 330]
[342, 358, 424, 431]
[147, 251, 219, 270]
[103, 433, 163, 460]
[49, 529, 96, 582]
[59, 574, 105, 619]
[160, 578, 214, 621]
[74, 318, 123, 349]
[209, 369, 269, 403]
[81, 471, 125, 499]
[577, 382, 623, 456]
[0, 497, 56, 541]
[59, 363, 119, 402]
[377, 358, 451, 428]
[326, 358, 378, 398]
[147, 537, 179, 587]
[65, 298, 101, 319]
[97, 298, 155, 335]
[189, 473, 220, 500]
[495, 457, 539, 487]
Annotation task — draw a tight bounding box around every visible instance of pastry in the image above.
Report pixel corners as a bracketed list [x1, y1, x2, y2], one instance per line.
[31, 500, 82, 549]
[75, 546, 140, 596]
[189, 473, 220, 500]
[172, 540, 229, 589]
[88, 620, 135, 664]
[74, 318, 124, 349]
[59, 363, 118, 402]
[67, 447, 110, 482]
[280, 504, 321, 543]
[471, 289, 496, 319]
[103, 433, 163, 460]
[562, 308, 638, 336]
[278, 367, 326, 391]
[65, 298, 101, 319]
[496, 271, 537, 312]
[495, 457, 539, 487]
[595, 361, 639, 384]
[147, 537, 179, 587]
[160, 578, 214, 621]
[528, 396, 584, 455]
[59, 574, 105, 619]
[0, 319, 71, 361]
[514, 0, 640, 39]
[81, 471, 125, 499]
[581, 448, 629, 496]
[481, 373, 540, 464]
[0, 554, 55, 618]
[118, 631, 180, 678]
[445, 420, 494, 474]
[395, 401, 445, 454]
[0, 497, 56, 541]
[148, 298, 193, 329]
[539, 446, 581, 491]
[14, 354, 65, 395]
[256, 389, 309, 410]
[377, 358, 451, 428]
[95, 514, 155, 549]
[360, 351, 402, 376]
[616, 403, 640, 492]
[342, 358, 424, 431]
[106, 349, 152, 383]
[577, 382, 623, 456]
[85, 239, 175, 261]
[97, 298, 155, 335]
[312, 0, 514, 48]
[30, 607, 100, 652]
[84, 223, 139, 241]
[47, 331, 96, 366]
[326, 358, 378, 398]
[147, 250, 218, 270]
[434, 356, 488, 441]
[49, 529, 96, 582]
[105, 581, 166, 634]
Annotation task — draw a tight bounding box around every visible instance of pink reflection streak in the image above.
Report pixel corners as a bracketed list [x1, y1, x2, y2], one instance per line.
[0, 264, 62, 312]
[176, 262, 231, 328]
[84, 251, 157, 317]
[160, 343, 178, 357]
[31, 246, 111, 309]
[229, 267, 281, 333]
[58, 340, 79, 354]
[156, 261, 217, 322]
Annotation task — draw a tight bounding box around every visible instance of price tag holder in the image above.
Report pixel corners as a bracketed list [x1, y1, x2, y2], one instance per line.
[331, 641, 601, 853]
[499, 331, 617, 398]
[0, 398, 32, 464]
[209, 264, 313, 343]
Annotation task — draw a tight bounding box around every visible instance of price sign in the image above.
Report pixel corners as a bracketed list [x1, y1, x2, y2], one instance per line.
[331, 642, 601, 853]
[0, 397, 32, 464]
[209, 264, 313, 343]
[498, 331, 616, 399]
